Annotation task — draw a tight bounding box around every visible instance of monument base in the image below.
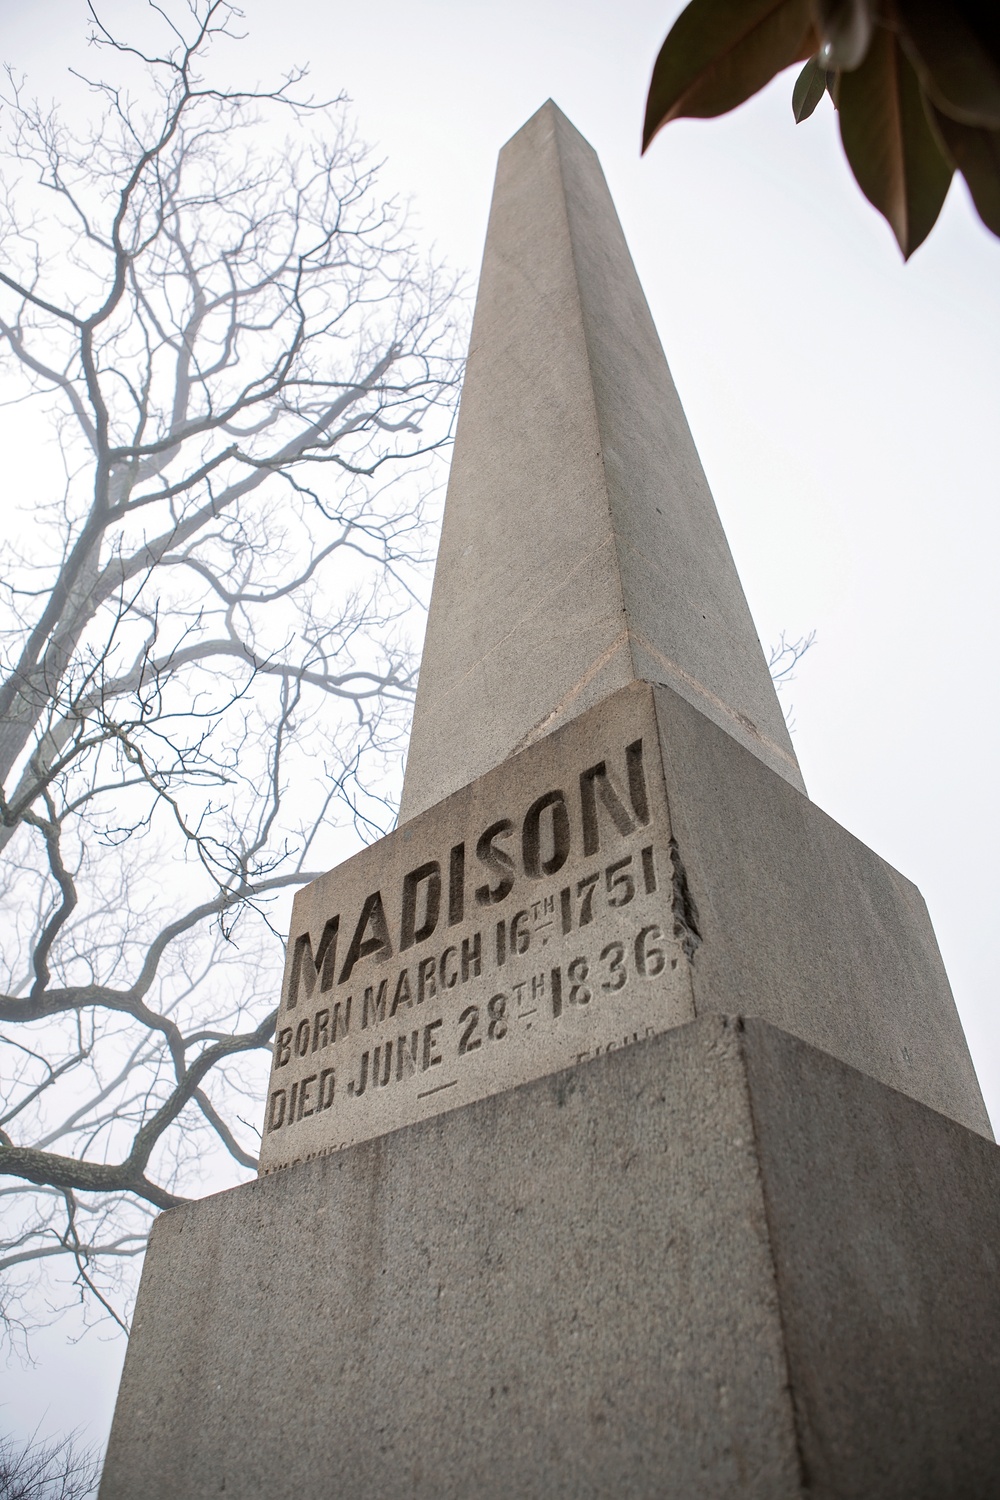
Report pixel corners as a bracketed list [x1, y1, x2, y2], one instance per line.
[100, 1016, 1000, 1499]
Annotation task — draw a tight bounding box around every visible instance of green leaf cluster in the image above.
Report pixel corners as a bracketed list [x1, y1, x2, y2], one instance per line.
[643, 0, 1000, 258]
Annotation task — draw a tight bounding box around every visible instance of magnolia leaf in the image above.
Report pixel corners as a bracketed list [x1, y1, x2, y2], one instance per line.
[897, 0, 1000, 129]
[793, 56, 828, 120]
[643, 0, 817, 150]
[813, 0, 874, 72]
[838, 26, 953, 257]
[931, 106, 1000, 236]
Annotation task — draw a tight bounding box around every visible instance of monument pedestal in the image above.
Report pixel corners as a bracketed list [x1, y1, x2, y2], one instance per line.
[101, 1015, 1000, 1499]
[247, 680, 987, 1182]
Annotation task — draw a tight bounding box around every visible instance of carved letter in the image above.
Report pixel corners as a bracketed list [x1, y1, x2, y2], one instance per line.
[339, 892, 393, 985]
[475, 819, 516, 906]
[274, 1028, 292, 1068]
[521, 789, 571, 879]
[285, 916, 340, 1010]
[348, 1051, 369, 1098]
[417, 956, 437, 1005]
[396, 1031, 419, 1080]
[390, 969, 414, 1016]
[400, 862, 441, 951]
[626, 739, 651, 826]
[448, 843, 465, 926]
[422, 1019, 443, 1071]
[461, 932, 482, 982]
[439, 947, 459, 991]
[362, 979, 389, 1030]
[579, 761, 634, 856]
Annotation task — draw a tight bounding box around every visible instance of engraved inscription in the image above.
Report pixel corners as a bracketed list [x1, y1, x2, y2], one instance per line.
[260, 690, 695, 1171]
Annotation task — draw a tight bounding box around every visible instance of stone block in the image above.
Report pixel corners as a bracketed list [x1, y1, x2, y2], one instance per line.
[259, 682, 988, 1176]
[649, 681, 992, 1137]
[99, 1016, 1000, 1500]
[261, 680, 693, 1171]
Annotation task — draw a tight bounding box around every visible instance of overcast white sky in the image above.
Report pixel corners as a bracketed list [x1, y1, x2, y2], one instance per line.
[2, 0, 999, 1460]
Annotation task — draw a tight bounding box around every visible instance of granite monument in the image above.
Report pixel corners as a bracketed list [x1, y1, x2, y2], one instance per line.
[100, 103, 1000, 1499]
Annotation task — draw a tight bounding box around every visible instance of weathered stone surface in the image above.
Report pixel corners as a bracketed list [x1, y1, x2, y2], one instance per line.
[399, 101, 802, 823]
[260, 683, 988, 1173]
[100, 1017, 1000, 1500]
[650, 681, 993, 1139]
[746, 1022, 1000, 1498]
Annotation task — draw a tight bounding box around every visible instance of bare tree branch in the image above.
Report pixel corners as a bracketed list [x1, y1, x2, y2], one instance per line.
[0, 0, 461, 1341]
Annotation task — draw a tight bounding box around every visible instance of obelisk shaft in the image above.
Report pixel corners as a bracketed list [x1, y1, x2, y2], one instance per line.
[400, 101, 803, 822]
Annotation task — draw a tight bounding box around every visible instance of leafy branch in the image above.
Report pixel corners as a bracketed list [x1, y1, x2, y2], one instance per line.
[644, 0, 1000, 257]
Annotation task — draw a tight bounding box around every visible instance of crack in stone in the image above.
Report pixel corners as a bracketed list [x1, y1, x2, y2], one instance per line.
[669, 836, 702, 962]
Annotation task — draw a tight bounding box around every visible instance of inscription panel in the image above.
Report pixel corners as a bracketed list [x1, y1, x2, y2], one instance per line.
[259, 685, 695, 1171]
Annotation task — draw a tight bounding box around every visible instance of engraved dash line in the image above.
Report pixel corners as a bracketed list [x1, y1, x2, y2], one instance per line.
[418, 1079, 459, 1100]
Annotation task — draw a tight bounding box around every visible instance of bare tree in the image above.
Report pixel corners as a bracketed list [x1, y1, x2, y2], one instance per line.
[768, 630, 816, 735]
[0, 1428, 100, 1500]
[0, 1, 459, 1340]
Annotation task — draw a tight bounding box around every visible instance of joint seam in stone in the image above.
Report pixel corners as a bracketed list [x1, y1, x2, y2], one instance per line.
[509, 628, 630, 755]
[630, 628, 802, 775]
[741, 1024, 814, 1495]
[416, 531, 620, 710]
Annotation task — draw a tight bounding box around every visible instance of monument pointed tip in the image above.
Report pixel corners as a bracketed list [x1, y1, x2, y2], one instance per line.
[503, 98, 593, 154]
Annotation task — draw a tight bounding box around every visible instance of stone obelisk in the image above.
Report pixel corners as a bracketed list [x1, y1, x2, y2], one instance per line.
[400, 100, 802, 816]
[100, 104, 1000, 1499]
